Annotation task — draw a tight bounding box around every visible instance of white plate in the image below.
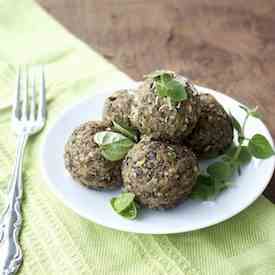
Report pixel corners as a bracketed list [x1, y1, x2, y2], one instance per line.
[41, 82, 275, 234]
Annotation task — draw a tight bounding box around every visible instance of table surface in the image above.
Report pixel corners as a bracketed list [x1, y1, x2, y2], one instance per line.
[38, 0, 275, 202]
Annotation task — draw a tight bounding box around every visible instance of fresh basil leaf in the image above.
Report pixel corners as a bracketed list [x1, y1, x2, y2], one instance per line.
[191, 174, 234, 200]
[95, 131, 134, 161]
[190, 175, 216, 200]
[225, 145, 252, 165]
[120, 202, 137, 220]
[229, 112, 242, 135]
[161, 74, 174, 83]
[225, 144, 238, 158]
[111, 193, 138, 220]
[219, 180, 232, 189]
[214, 180, 233, 193]
[222, 155, 232, 162]
[207, 161, 235, 181]
[148, 71, 188, 103]
[197, 174, 214, 186]
[166, 79, 188, 102]
[238, 146, 252, 164]
[94, 131, 128, 146]
[248, 134, 275, 159]
[155, 81, 169, 97]
[110, 192, 135, 213]
[101, 139, 134, 161]
[101, 147, 126, 161]
[145, 70, 175, 81]
[112, 121, 139, 142]
[250, 111, 262, 119]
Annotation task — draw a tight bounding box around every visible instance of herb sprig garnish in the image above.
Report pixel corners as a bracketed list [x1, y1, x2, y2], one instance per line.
[191, 105, 275, 200]
[110, 192, 138, 219]
[94, 122, 138, 161]
[94, 123, 140, 219]
[112, 121, 139, 142]
[145, 70, 188, 103]
[94, 131, 134, 161]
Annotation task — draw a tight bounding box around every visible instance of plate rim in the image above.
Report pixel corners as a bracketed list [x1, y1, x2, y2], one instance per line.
[40, 83, 275, 234]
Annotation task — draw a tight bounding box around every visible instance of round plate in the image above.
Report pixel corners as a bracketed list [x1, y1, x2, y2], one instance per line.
[41, 82, 275, 234]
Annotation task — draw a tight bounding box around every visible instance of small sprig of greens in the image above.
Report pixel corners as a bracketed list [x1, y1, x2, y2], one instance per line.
[145, 70, 188, 103]
[191, 105, 275, 200]
[145, 70, 176, 80]
[110, 192, 138, 219]
[112, 121, 139, 142]
[94, 131, 135, 161]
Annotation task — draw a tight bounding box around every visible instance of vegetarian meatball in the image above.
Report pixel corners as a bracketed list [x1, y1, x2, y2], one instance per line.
[122, 137, 199, 209]
[185, 93, 234, 159]
[129, 74, 200, 143]
[103, 89, 134, 127]
[64, 121, 121, 189]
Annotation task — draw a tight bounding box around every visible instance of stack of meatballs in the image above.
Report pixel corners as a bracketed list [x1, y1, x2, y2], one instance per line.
[64, 71, 233, 209]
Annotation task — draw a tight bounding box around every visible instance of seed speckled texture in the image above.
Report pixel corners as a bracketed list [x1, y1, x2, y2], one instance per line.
[129, 76, 200, 143]
[103, 89, 134, 126]
[185, 93, 233, 159]
[64, 121, 122, 189]
[122, 136, 199, 209]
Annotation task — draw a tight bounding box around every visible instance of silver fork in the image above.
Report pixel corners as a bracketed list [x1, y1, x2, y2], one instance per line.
[0, 66, 47, 275]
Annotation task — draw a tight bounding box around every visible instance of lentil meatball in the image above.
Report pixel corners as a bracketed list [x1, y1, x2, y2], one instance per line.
[122, 137, 199, 209]
[64, 121, 121, 189]
[129, 75, 200, 143]
[103, 89, 134, 126]
[185, 93, 234, 159]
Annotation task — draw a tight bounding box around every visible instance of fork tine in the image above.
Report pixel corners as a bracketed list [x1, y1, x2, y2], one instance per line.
[30, 70, 36, 121]
[38, 66, 46, 120]
[21, 68, 29, 121]
[13, 66, 21, 119]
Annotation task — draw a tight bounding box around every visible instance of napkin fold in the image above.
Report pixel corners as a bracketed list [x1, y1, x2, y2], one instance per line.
[0, 1, 275, 274]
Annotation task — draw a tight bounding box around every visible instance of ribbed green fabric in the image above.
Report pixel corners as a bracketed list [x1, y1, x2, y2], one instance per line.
[0, 1, 275, 274]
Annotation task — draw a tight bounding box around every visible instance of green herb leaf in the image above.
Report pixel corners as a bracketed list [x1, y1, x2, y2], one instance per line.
[225, 145, 252, 165]
[111, 192, 138, 220]
[250, 112, 262, 119]
[207, 161, 235, 181]
[147, 70, 188, 103]
[120, 203, 137, 220]
[145, 70, 175, 81]
[94, 131, 127, 146]
[225, 144, 238, 158]
[155, 81, 169, 97]
[191, 175, 232, 200]
[166, 79, 188, 102]
[250, 111, 262, 119]
[215, 180, 233, 192]
[229, 112, 242, 135]
[190, 175, 216, 200]
[101, 139, 134, 161]
[194, 105, 273, 202]
[112, 121, 139, 142]
[238, 146, 252, 164]
[248, 134, 275, 159]
[94, 131, 134, 161]
[110, 192, 135, 213]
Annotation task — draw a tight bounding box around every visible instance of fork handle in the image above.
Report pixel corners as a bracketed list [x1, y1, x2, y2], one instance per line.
[0, 132, 28, 275]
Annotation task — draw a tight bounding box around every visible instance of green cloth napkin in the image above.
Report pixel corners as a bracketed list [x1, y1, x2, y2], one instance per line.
[0, 1, 275, 274]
